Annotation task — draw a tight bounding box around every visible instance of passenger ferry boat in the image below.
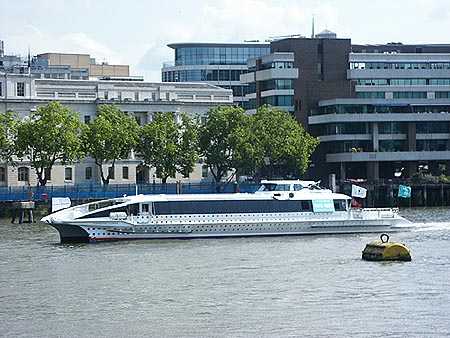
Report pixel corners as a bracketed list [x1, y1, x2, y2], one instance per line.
[41, 180, 411, 243]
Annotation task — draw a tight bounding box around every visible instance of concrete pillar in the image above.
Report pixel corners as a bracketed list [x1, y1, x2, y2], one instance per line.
[339, 162, 346, 180]
[407, 122, 416, 151]
[372, 122, 379, 152]
[367, 162, 379, 181]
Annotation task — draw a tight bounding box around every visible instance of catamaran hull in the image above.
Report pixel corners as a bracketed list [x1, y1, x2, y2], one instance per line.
[49, 218, 410, 243]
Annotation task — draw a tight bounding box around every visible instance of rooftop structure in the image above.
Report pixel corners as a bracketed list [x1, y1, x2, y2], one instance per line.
[162, 42, 270, 107]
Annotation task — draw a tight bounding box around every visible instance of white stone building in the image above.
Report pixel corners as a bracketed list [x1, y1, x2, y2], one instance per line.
[0, 73, 233, 186]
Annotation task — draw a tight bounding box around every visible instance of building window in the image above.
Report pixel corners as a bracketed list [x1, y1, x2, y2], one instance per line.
[85, 167, 92, 180]
[202, 165, 208, 178]
[16, 82, 25, 97]
[18, 167, 29, 182]
[122, 166, 129, 179]
[65, 167, 73, 181]
[393, 92, 427, 99]
[108, 166, 115, 179]
[0, 167, 5, 181]
[0, 82, 2, 97]
[84, 115, 91, 124]
[104, 91, 109, 100]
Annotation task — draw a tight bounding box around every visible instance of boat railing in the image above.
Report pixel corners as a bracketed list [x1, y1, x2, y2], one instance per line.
[351, 207, 399, 219]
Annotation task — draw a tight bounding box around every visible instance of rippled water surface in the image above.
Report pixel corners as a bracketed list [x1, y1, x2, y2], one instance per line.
[1, 208, 450, 337]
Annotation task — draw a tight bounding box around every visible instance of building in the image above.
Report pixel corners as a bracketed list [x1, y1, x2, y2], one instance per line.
[161, 42, 270, 107]
[310, 48, 450, 180]
[36, 52, 130, 78]
[240, 34, 450, 181]
[241, 32, 353, 125]
[240, 52, 298, 114]
[0, 40, 131, 80]
[0, 73, 233, 186]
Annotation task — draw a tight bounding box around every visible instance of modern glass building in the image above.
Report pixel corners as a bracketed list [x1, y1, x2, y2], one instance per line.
[240, 52, 298, 113]
[309, 50, 450, 180]
[161, 43, 270, 106]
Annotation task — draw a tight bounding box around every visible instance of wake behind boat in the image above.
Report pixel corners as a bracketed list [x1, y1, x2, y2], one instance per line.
[41, 180, 411, 243]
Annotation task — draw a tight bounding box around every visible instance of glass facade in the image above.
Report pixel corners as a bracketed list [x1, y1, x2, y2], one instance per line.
[416, 140, 450, 151]
[325, 140, 372, 153]
[261, 95, 294, 107]
[392, 91, 427, 99]
[356, 78, 450, 86]
[315, 104, 450, 115]
[258, 61, 294, 71]
[416, 122, 450, 133]
[379, 140, 408, 152]
[351, 62, 450, 70]
[355, 92, 385, 99]
[378, 122, 407, 134]
[435, 91, 450, 99]
[430, 79, 450, 85]
[162, 69, 245, 82]
[259, 79, 294, 91]
[174, 45, 270, 66]
[322, 123, 367, 135]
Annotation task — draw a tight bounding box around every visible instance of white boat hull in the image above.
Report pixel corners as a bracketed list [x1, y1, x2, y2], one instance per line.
[48, 210, 411, 243]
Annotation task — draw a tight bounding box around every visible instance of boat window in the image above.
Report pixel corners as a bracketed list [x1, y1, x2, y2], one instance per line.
[312, 199, 335, 213]
[88, 200, 119, 212]
[142, 203, 150, 213]
[300, 200, 312, 211]
[80, 205, 128, 219]
[259, 183, 277, 191]
[274, 184, 291, 191]
[259, 183, 291, 191]
[128, 204, 139, 216]
[334, 199, 347, 211]
[153, 199, 314, 215]
[294, 184, 303, 191]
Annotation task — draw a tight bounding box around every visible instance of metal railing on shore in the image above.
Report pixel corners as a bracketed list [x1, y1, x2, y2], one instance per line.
[0, 182, 261, 202]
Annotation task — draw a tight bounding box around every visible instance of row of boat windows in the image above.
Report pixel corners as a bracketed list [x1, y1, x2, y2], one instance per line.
[81, 200, 348, 218]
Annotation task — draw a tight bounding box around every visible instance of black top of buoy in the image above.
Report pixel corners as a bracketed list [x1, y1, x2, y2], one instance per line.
[380, 233, 389, 243]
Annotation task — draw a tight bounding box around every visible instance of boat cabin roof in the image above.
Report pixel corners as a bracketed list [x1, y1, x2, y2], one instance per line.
[259, 179, 318, 191]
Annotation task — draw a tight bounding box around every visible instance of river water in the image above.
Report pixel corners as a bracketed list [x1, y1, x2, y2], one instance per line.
[1, 208, 450, 338]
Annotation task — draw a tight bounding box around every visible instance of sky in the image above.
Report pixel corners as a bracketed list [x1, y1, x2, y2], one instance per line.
[1, 0, 450, 81]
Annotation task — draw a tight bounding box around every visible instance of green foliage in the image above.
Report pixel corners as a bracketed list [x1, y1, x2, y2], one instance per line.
[0, 111, 19, 163]
[137, 112, 199, 183]
[177, 113, 199, 178]
[199, 106, 250, 183]
[250, 105, 319, 178]
[15, 101, 84, 186]
[81, 105, 139, 185]
[199, 105, 319, 182]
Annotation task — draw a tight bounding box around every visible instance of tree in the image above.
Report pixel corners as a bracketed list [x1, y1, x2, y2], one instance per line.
[199, 105, 252, 183]
[15, 101, 84, 186]
[177, 113, 199, 178]
[82, 105, 139, 185]
[0, 111, 19, 163]
[137, 112, 199, 183]
[250, 105, 319, 179]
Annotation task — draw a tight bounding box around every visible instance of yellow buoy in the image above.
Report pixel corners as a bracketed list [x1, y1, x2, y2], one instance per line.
[362, 234, 411, 261]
